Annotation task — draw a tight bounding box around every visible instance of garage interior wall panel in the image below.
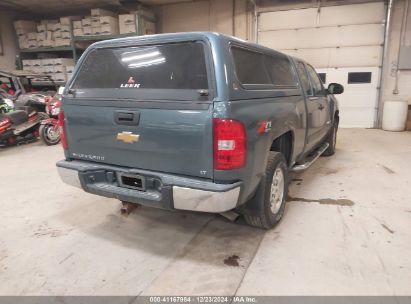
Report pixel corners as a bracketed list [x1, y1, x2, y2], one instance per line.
[159, 0, 243, 36]
[258, 1, 386, 128]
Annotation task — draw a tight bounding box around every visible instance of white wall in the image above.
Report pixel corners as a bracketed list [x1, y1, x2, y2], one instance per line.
[381, 0, 411, 105]
[157, 0, 252, 41]
[0, 10, 17, 70]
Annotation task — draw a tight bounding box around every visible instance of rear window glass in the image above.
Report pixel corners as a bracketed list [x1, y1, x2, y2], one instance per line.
[72, 42, 208, 90]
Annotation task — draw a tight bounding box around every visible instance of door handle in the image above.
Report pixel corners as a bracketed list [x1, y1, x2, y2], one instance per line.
[318, 104, 325, 110]
[114, 110, 140, 126]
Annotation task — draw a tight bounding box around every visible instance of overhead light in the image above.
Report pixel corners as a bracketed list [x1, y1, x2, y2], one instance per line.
[128, 57, 166, 69]
[121, 51, 161, 62]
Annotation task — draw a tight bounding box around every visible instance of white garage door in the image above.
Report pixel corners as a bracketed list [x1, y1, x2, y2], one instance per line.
[258, 2, 386, 128]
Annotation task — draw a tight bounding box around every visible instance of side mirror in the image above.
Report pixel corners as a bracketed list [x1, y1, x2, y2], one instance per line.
[328, 83, 344, 95]
[58, 86, 65, 95]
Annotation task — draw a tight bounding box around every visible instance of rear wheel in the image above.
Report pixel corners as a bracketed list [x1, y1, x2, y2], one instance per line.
[244, 152, 288, 229]
[39, 124, 60, 145]
[322, 118, 338, 156]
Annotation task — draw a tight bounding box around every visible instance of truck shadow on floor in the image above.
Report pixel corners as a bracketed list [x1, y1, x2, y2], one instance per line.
[59, 200, 267, 267]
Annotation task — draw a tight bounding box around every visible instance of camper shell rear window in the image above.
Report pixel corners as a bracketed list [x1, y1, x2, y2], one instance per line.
[70, 41, 211, 101]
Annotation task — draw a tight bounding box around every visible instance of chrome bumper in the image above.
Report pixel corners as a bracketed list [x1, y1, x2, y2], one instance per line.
[57, 166, 240, 213]
[57, 167, 82, 188]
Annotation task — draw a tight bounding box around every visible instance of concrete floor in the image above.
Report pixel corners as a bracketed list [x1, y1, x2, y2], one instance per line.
[0, 129, 410, 295]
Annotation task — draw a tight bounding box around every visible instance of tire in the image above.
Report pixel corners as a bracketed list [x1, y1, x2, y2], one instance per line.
[322, 119, 338, 157]
[39, 124, 61, 145]
[244, 152, 289, 229]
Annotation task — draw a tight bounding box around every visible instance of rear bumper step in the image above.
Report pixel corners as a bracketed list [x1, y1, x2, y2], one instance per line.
[56, 160, 241, 213]
[291, 142, 329, 172]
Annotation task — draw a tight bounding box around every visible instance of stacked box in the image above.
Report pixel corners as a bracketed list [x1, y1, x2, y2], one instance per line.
[91, 8, 117, 17]
[60, 16, 82, 25]
[14, 20, 37, 36]
[21, 58, 74, 82]
[119, 14, 137, 34]
[100, 16, 119, 35]
[119, 14, 155, 35]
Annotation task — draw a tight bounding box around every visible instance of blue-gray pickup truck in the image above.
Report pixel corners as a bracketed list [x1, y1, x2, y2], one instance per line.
[56, 32, 343, 229]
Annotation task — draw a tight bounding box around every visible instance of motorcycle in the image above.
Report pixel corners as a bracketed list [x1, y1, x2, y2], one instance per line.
[0, 97, 48, 146]
[39, 94, 61, 145]
[0, 92, 15, 114]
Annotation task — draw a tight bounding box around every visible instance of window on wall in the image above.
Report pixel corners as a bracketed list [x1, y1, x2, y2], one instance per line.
[348, 72, 372, 84]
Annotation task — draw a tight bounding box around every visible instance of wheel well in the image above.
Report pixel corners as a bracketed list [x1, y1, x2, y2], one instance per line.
[270, 131, 293, 166]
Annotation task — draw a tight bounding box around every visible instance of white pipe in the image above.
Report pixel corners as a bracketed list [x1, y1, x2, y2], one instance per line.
[393, 0, 410, 94]
[376, 0, 394, 128]
[248, 0, 258, 43]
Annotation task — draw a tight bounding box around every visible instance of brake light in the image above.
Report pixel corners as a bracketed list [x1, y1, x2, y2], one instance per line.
[58, 110, 68, 150]
[0, 117, 11, 132]
[213, 118, 246, 170]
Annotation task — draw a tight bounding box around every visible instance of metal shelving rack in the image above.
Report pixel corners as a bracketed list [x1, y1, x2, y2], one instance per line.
[15, 12, 155, 86]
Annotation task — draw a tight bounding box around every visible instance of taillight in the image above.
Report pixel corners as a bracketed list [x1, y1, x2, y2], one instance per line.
[58, 110, 68, 150]
[0, 117, 11, 132]
[213, 118, 246, 170]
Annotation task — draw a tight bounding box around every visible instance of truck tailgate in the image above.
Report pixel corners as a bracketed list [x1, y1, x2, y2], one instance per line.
[64, 103, 214, 179]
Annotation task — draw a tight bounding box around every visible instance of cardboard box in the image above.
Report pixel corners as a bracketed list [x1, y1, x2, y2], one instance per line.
[91, 8, 117, 17]
[27, 32, 38, 40]
[18, 36, 29, 49]
[100, 16, 118, 25]
[60, 16, 82, 25]
[54, 38, 71, 47]
[52, 73, 67, 82]
[119, 14, 136, 24]
[65, 65, 75, 73]
[73, 28, 84, 36]
[46, 23, 56, 31]
[54, 30, 62, 38]
[83, 27, 92, 35]
[27, 40, 38, 48]
[60, 25, 71, 32]
[14, 20, 37, 32]
[43, 40, 54, 47]
[92, 26, 101, 34]
[37, 24, 46, 32]
[73, 20, 82, 29]
[82, 18, 92, 27]
[46, 31, 54, 41]
[101, 23, 119, 35]
[53, 58, 74, 66]
[61, 31, 71, 39]
[120, 23, 136, 34]
[40, 19, 58, 25]
[36, 32, 47, 41]
[91, 17, 100, 27]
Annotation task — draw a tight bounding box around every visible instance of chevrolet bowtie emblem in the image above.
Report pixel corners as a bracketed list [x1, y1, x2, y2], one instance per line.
[116, 131, 140, 144]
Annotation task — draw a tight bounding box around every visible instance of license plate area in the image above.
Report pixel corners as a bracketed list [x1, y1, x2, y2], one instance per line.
[117, 173, 145, 191]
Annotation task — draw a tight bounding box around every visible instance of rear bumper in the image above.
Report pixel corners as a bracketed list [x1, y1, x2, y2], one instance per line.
[56, 160, 241, 213]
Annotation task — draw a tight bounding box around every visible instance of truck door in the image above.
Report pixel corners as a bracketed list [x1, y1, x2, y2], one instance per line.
[305, 64, 331, 144]
[295, 61, 323, 152]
